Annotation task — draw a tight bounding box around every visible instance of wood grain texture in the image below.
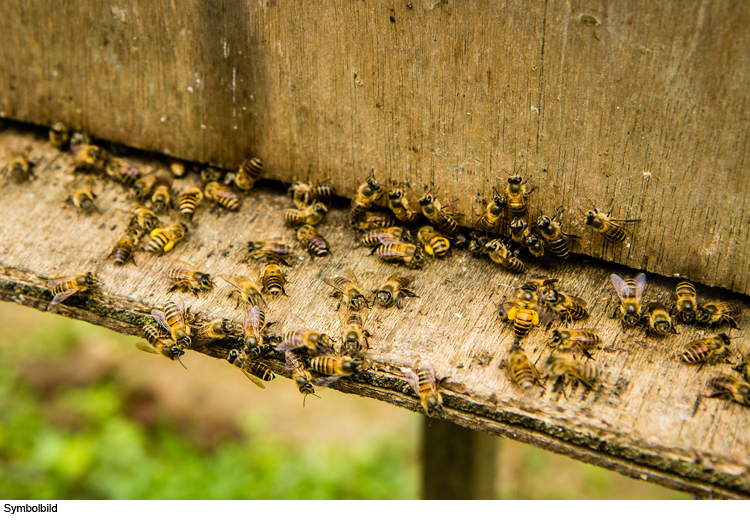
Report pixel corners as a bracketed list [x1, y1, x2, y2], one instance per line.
[1, 1, 749, 293]
[1, 126, 749, 498]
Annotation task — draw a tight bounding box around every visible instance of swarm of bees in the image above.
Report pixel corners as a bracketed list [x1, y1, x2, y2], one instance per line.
[6, 123, 749, 419]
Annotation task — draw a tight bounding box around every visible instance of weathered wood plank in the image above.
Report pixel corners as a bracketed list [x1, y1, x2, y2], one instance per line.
[0, 1, 749, 294]
[1, 126, 749, 498]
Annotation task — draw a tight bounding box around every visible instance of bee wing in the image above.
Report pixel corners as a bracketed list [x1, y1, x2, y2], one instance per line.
[220, 274, 247, 292]
[537, 303, 559, 325]
[634, 273, 647, 303]
[322, 277, 345, 293]
[50, 287, 81, 306]
[135, 342, 160, 355]
[315, 376, 342, 387]
[245, 305, 263, 340]
[150, 309, 171, 335]
[45, 276, 74, 289]
[401, 368, 422, 395]
[168, 258, 198, 272]
[564, 233, 583, 251]
[565, 294, 588, 308]
[610, 274, 631, 301]
[241, 369, 267, 389]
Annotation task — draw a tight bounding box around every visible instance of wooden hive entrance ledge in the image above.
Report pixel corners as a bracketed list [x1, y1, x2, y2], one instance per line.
[0, 124, 749, 499]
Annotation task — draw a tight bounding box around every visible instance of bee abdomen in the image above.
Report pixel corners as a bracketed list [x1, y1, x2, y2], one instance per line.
[112, 246, 134, 265]
[146, 231, 170, 252]
[236, 157, 263, 190]
[548, 237, 571, 259]
[263, 275, 285, 295]
[245, 361, 275, 382]
[513, 310, 536, 339]
[602, 224, 627, 242]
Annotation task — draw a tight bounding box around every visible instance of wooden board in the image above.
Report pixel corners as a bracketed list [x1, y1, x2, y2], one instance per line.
[1, 125, 749, 498]
[1, 1, 749, 294]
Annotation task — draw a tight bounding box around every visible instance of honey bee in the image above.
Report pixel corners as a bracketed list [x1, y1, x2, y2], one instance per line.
[545, 353, 599, 390]
[177, 187, 204, 220]
[150, 180, 173, 213]
[707, 376, 750, 407]
[418, 192, 461, 235]
[474, 187, 506, 234]
[521, 276, 559, 293]
[310, 354, 365, 382]
[680, 334, 732, 365]
[402, 365, 443, 416]
[485, 239, 524, 273]
[373, 274, 418, 308]
[340, 309, 370, 357]
[46, 272, 100, 306]
[49, 122, 70, 150]
[672, 280, 698, 325]
[283, 201, 328, 226]
[243, 304, 268, 352]
[296, 225, 331, 257]
[542, 289, 589, 322]
[536, 209, 581, 259]
[350, 177, 384, 225]
[146, 223, 187, 253]
[356, 211, 398, 231]
[289, 181, 335, 208]
[505, 175, 534, 217]
[524, 233, 547, 259]
[131, 174, 157, 201]
[261, 262, 288, 296]
[642, 302, 677, 336]
[360, 227, 410, 247]
[509, 218, 528, 247]
[136, 324, 186, 367]
[3, 147, 34, 182]
[108, 231, 139, 265]
[278, 315, 336, 356]
[130, 206, 160, 233]
[733, 357, 750, 383]
[584, 206, 639, 243]
[105, 157, 140, 186]
[204, 181, 240, 210]
[547, 329, 601, 359]
[248, 239, 294, 262]
[73, 144, 108, 172]
[166, 261, 214, 295]
[371, 243, 425, 269]
[323, 269, 368, 310]
[468, 234, 492, 258]
[221, 274, 265, 308]
[235, 157, 263, 190]
[499, 289, 554, 341]
[227, 349, 275, 388]
[151, 301, 191, 349]
[169, 161, 187, 178]
[610, 273, 647, 327]
[696, 302, 743, 329]
[196, 318, 235, 343]
[69, 176, 100, 214]
[387, 188, 421, 224]
[285, 350, 317, 401]
[201, 167, 223, 182]
[417, 225, 450, 258]
[505, 343, 542, 389]
[69, 131, 91, 149]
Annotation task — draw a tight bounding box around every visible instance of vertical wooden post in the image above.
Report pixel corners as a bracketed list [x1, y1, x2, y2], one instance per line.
[421, 417, 498, 500]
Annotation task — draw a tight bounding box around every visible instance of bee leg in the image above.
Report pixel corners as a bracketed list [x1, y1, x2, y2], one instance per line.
[727, 316, 739, 329]
[610, 305, 619, 319]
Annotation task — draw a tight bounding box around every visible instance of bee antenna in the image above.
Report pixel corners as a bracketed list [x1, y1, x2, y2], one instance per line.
[177, 356, 187, 369]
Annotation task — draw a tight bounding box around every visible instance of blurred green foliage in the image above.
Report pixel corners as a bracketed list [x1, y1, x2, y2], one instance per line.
[0, 309, 418, 500]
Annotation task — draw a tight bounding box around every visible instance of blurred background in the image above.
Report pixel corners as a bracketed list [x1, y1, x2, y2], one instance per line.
[0, 303, 687, 499]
